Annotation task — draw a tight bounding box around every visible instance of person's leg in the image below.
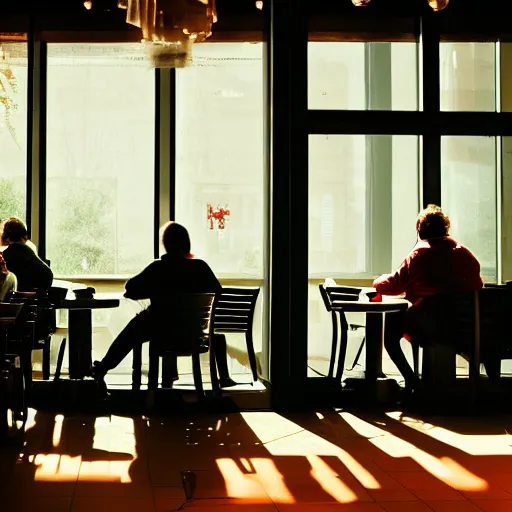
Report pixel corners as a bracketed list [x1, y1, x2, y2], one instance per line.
[384, 310, 417, 388]
[94, 309, 150, 376]
[212, 334, 237, 387]
[482, 356, 501, 382]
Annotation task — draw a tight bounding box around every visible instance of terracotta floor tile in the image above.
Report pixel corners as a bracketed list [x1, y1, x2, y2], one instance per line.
[462, 489, 512, 501]
[411, 489, 466, 502]
[275, 504, 386, 511]
[153, 487, 187, 512]
[9, 481, 77, 498]
[72, 497, 155, 512]
[426, 501, 482, 512]
[74, 480, 153, 498]
[471, 501, 512, 512]
[482, 474, 512, 493]
[4, 496, 72, 512]
[184, 505, 278, 512]
[185, 498, 278, 508]
[368, 489, 419, 502]
[380, 503, 433, 512]
[388, 472, 452, 491]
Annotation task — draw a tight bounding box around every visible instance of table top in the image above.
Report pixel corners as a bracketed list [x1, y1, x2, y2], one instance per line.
[331, 298, 409, 313]
[56, 298, 120, 310]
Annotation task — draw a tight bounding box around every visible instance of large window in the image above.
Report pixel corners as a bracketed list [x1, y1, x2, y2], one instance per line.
[46, 43, 155, 276]
[175, 43, 265, 279]
[308, 42, 418, 111]
[440, 43, 496, 112]
[308, 135, 420, 376]
[309, 135, 420, 278]
[0, 41, 27, 220]
[441, 136, 497, 282]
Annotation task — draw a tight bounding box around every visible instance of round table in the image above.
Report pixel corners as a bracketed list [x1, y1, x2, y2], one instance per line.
[330, 298, 409, 383]
[55, 297, 120, 380]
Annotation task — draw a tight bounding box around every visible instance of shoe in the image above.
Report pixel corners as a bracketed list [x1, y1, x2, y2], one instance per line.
[92, 361, 109, 398]
[219, 377, 238, 388]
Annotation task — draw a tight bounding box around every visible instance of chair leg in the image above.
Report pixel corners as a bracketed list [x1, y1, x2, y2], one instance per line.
[348, 336, 366, 371]
[54, 338, 66, 381]
[21, 349, 33, 399]
[132, 344, 142, 391]
[162, 354, 178, 388]
[335, 313, 349, 382]
[245, 331, 259, 382]
[412, 340, 420, 376]
[209, 349, 220, 397]
[328, 312, 338, 379]
[42, 338, 51, 380]
[148, 344, 160, 391]
[192, 353, 205, 398]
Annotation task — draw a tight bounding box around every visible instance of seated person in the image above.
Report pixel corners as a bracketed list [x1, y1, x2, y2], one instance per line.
[0, 252, 17, 300]
[373, 205, 483, 392]
[1, 217, 53, 293]
[0, 218, 37, 254]
[92, 221, 236, 391]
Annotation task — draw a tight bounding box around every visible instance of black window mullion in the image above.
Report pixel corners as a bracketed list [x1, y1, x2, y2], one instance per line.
[38, 42, 47, 260]
[270, 0, 308, 405]
[421, 13, 441, 208]
[155, 68, 176, 259]
[154, 68, 161, 259]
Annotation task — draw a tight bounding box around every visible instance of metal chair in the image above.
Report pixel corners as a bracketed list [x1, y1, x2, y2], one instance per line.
[0, 302, 33, 438]
[318, 285, 363, 380]
[213, 287, 260, 382]
[6, 291, 56, 381]
[132, 293, 218, 401]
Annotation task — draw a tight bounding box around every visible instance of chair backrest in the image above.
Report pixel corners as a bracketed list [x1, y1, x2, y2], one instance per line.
[6, 291, 57, 340]
[478, 287, 510, 356]
[151, 293, 216, 355]
[213, 287, 260, 333]
[428, 288, 510, 357]
[318, 285, 361, 312]
[0, 302, 24, 326]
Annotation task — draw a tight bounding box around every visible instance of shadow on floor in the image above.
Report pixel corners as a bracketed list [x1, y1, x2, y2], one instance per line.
[1, 407, 512, 511]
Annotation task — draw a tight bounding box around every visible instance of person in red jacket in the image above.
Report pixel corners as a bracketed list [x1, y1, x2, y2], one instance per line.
[373, 204, 483, 391]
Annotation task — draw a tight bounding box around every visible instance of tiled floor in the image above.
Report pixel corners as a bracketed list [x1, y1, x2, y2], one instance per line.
[2, 409, 512, 511]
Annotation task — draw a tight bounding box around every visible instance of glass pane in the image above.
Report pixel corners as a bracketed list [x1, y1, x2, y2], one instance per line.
[46, 43, 155, 275]
[0, 41, 27, 220]
[440, 43, 496, 112]
[308, 135, 420, 378]
[308, 42, 418, 110]
[175, 43, 266, 381]
[441, 136, 497, 282]
[175, 43, 265, 279]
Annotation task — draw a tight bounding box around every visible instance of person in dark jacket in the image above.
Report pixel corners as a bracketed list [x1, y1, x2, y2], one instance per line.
[1, 217, 53, 292]
[92, 222, 235, 391]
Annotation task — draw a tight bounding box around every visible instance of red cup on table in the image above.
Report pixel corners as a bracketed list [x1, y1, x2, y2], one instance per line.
[367, 291, 382, 302]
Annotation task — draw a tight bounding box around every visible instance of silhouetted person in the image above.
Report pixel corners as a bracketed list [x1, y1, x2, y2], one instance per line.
[373, 205, 483, 393]
[92, 222, 235, 393]
[1, 217, 53, 292]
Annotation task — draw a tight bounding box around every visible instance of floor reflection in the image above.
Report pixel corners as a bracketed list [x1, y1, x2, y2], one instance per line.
[1, 408, 512, 511]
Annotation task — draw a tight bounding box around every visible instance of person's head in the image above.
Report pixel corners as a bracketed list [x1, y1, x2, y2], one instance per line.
[1, 217, 28, 246]
[416, 204, 450, 240]
[161, 221, 192, 258]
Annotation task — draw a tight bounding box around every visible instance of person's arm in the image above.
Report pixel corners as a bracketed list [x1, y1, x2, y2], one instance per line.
[373, 251, 418, 296]
[124, 261, 158, 300]
[463, 248, 484, 289]
[0, 272, 17, 301]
